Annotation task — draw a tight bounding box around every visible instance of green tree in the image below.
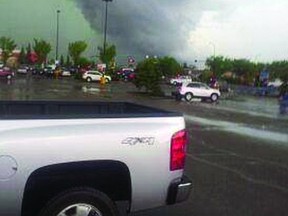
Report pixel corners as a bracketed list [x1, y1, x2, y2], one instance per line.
[279, 73, 288, 83]
[98, 43, 116, 67]
[267, 61, 288, 82]
[134, 57, 163, 95]
[232, 59, 258, 84]
[0, 36, 17, 64]
[205, 56, 261, 84]
[206, 56, 233, 77]
[65, 55, 71, 67]
[60, 55, 65, 66]
[19, 46, 27, 64]
[33, 39, 52, 64]
[77, 57, 91, 67]
[158, 56, 181, 77]
[26, 43, 32, 64]
[68, 41, 87, 66]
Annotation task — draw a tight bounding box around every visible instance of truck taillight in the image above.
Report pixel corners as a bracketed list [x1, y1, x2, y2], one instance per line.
[170, 130, 188, 171]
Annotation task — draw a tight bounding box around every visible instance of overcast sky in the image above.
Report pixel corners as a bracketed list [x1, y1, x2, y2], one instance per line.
[1, 0, 288, 63]
[0, 0, 99, 60]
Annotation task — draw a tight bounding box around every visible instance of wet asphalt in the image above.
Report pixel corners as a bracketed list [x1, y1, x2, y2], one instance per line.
[1, 74, 288, 216]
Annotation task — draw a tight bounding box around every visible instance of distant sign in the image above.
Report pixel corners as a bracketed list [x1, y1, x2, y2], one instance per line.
[97, 64, 106, 72]
[128, 56, 135, 64]
[260, 70, 269, 81]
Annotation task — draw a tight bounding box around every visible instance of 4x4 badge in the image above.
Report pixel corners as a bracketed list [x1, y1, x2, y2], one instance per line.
[122, 137, 155, 146]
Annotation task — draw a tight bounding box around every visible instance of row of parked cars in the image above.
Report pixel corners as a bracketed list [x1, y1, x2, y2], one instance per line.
[82, 68, 137, 83]
[0, 64, 74, 79]
[18, 65, 73, 77]
[0, 64, 136, 84]
[81, 68, 136, 83]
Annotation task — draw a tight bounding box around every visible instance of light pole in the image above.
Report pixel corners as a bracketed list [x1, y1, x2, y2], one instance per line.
[56, 9, 60, 62]
[103, 0, 112, 58]
[209, 42, 216, 74]
[209, 42, 215, 58]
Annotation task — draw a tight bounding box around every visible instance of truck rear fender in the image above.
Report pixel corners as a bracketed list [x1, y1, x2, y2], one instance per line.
[21, 160, 131, 216]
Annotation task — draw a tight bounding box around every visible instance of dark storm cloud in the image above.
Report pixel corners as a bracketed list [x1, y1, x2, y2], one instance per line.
[74, 0, 219, 60]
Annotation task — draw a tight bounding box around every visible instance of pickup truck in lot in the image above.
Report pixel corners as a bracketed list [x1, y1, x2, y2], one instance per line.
[0, 101, 191, 216]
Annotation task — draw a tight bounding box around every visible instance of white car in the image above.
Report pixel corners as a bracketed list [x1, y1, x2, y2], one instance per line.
[268, 79, 283, 88]
[82, 70, 112, 83]
[61, 68, 71, 77]
[179, 82, 221, 102]
[17, 65, 29, 74]
[170, 75, 192, 85]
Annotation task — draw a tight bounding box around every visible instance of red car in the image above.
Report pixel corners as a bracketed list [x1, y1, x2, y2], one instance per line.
[0, 67, 14, 79]
[117, 68, 136, 81]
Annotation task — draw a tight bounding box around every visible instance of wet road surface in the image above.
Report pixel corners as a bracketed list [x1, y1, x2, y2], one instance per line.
[131, 128, 288, 216]
[1, 75, 288, 216]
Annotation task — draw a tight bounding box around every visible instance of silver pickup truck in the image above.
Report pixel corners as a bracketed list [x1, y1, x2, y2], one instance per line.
[0, 101, 191, 216]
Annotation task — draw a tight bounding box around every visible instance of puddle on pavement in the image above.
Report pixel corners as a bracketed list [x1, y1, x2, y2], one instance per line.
[82, 86, 101, 94]
[217, 97, 281, 118]
[82, 86, 112, 95]
[185, 115, 288, 145]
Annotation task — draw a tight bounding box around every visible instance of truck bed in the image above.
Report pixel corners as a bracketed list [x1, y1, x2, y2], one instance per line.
[0, 100, 180, 119]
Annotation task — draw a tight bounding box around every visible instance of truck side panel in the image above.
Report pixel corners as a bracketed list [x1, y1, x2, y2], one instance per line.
[0, 117, 185, 215]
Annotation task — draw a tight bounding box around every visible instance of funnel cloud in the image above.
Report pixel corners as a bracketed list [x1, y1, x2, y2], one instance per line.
[75, 0, 288, 63]
[74, 0, 215, 61]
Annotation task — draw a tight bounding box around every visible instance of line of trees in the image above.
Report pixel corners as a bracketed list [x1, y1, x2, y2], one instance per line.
[1, 36, 287, 85]
[135, 55, 288, 95]
[205, 56, 288, 84]
[0, 36, 117, 68]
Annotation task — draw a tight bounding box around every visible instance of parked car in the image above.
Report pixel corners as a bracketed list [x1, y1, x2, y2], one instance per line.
[82, 70, 112, 83]
[67, 66, 78, 75]
[177, 81, 221, 102]
[218, 80, 231, 92]
[122, 70, 136, 81]
[31, 66, 44, 75]
[0, 67, 14, 79]
[61, 68, 71, 77]
[268, 79, 283, 88]
[255, 85, 279, 97]
[116, 68, 136, 81]
[17, 65, 29, 74]
[170, 75, 192, 85]
[43, 66, 54, 78]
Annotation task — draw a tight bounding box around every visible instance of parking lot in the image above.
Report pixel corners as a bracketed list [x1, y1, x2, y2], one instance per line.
[1, 75, 288, 216]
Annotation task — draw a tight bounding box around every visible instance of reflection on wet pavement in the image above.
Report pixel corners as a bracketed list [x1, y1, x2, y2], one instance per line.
[0, 76, 287, 129]
[185, 115, 288, 145]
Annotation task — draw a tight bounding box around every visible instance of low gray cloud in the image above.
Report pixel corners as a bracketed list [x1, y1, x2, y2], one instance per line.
[74, 0, 220, 61]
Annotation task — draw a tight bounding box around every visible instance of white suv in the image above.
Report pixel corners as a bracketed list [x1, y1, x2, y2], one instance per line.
[82, 70, 111, 83]
[179, 82, 221, 102]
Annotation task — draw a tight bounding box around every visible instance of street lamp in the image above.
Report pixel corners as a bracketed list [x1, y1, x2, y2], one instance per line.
[209, 42, 216, 74]
[102, 0, 113, 58]
[56, 9, 60, 62]
[209, 42, 216, 58]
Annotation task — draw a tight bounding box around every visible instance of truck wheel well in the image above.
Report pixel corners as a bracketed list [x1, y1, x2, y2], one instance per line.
[21, 160, 131, 216]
